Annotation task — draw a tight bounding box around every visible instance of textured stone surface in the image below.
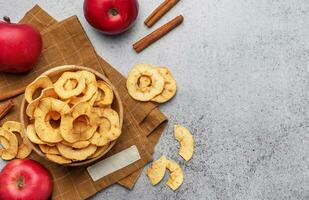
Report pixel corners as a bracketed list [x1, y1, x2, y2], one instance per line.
[1, 0, 309, 199]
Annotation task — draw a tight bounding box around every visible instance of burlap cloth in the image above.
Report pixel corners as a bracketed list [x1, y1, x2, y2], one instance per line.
[0, 5, 167, 199]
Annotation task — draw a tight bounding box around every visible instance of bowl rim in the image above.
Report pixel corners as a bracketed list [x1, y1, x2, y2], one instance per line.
[20, 65, 124, 167]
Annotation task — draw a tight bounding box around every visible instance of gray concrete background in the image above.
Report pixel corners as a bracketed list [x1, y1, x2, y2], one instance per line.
[0, 0, 309, 199]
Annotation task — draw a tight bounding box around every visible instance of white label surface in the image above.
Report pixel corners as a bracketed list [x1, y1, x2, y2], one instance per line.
[87, 145, 141, 181]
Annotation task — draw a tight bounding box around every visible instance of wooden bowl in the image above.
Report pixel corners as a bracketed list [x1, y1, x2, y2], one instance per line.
[20, 65, 123, 167]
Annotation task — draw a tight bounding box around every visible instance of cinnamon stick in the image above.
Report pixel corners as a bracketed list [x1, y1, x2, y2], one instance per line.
[133, 15, 184, 53]
[0, 86, 26, 101]
[144, 0, 180, 28]
[0, 100, 14, 120]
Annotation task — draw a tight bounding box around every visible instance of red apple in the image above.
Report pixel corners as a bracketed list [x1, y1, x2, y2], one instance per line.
[0, 17, 42, 73]
[83, 0, 139, 35]
[0, 159, 53, 200]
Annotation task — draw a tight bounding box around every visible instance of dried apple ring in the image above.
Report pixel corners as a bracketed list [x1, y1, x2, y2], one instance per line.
[0, 128, 18, 160]
[34, 97, 70, 143]
[151, 67, 177, 103]
[94, 81, 114, 107]
[60, 102, 98, 143]
[126, 64, 164, 101]
[174, 125, 194, 161]
[57, 143, 97, 161]
[90, 108, 121, 146]
[54, 71, 86, 99]
[88, 143, 110, 159]
[25, 75, 53, 103]
[70, 71, 97, 104]
[26, 87, 58, 119]
[46, 154, 72, 164]
[2, 121, 32, 159]
[166, 159, 184, 191]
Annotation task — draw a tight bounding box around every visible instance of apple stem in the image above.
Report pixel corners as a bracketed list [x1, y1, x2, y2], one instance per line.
[109, 8, 119, 16]
[16, 177, 25, 189]
[3, 16, 11, 23]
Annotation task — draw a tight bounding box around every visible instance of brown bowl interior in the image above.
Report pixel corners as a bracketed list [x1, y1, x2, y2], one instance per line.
[20, 65, 123, 167]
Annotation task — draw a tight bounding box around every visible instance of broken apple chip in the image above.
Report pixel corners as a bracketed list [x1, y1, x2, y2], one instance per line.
[174, 125, 194, 161]
[2, 121, 32, 159]
[46, 154, 72, 164]
[57, 143, 97, 160]
[151, 67, 177, 103]
[54, 71, 86, 99]
[147, 156, 167, 185]
[25, 75, 53, 103]
[126, 64, 164, 101]
[0, 128, 18, 160]
[166, 159, 184, 191]
[94, 80, 114, 107]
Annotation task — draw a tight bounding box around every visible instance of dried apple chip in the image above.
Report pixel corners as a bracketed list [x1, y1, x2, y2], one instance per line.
[34, 97, 70, 143]
[174, 125, 194, 161]
[126, 64, 164, 101]
[54, 71, 86, 99]
[2, 121, 32, 159]
[166, 159, 184, 191]
[151, 67, 177, 103]
[146, 156, 167, 185]
[60, 102, 98, 143]
[25, 75, 53, 103]
[0, 128, 18, 160]
[90, 108, 120, 146]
